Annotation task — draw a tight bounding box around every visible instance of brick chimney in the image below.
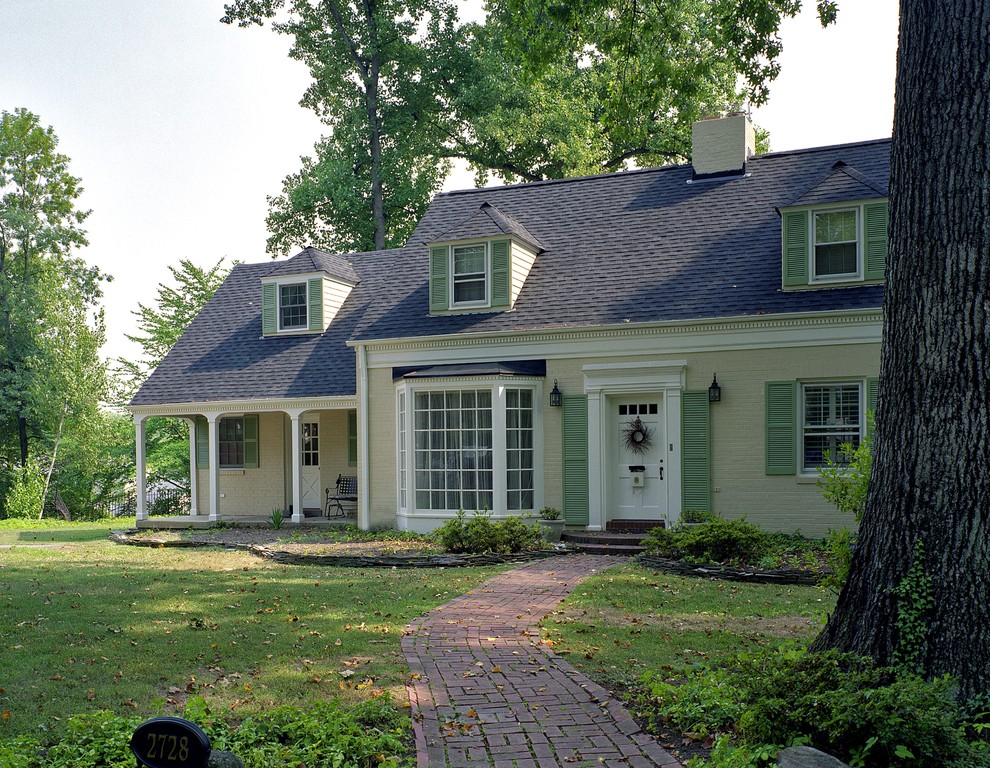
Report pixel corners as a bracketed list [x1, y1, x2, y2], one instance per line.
[691, 113, 755, 179]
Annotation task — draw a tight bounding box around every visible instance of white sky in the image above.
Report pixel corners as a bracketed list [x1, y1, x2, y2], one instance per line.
[0, 0, 898, 364]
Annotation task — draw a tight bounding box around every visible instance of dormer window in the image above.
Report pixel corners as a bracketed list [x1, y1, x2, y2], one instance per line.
[813, 209, 859, 280]
[279, 283, 309, 329]
[452, 244, 489, 307]
[781, 200, 887, 288]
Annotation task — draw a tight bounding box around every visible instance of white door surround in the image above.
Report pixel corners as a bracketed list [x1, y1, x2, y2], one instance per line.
[584, 361, 685, 531]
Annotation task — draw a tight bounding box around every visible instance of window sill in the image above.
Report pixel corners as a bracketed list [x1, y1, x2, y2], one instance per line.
[796, 473, 822, 484]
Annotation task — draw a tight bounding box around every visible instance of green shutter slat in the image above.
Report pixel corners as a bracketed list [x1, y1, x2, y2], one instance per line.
[348, 411, 357, 467]
[243, 415, 259, 469]
[490, 239, 511, 308]
[195, 416, 208, 469]
[430, 246, 449, 312]
[681, 392, 711, 513]
[562, 395, 589, 526]
[308, 278, 324, 331]
[863, 201, 888, 280]
[866, 377, 879, 413]
[782, 210, 809, 287]
[765, 381, 797, 475]
[262, 283, 277, 334]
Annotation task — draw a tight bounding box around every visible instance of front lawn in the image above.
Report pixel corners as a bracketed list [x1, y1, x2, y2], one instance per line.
[0, 527, 507, 743]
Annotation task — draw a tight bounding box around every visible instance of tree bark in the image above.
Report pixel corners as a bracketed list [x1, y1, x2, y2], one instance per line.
[812, 0, 990, 701]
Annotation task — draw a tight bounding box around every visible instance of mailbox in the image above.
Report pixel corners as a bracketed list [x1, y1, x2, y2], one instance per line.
[629, 465, 645, 487]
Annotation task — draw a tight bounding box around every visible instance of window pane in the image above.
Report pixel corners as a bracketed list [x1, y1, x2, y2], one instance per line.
[814, 210, 858, 277]
[815, 210, 856, 243]
[279, 283, 308, 328]
[815, 243, 858, 276]
[453, 278, 485, 304]
[802, 384, 862, 471]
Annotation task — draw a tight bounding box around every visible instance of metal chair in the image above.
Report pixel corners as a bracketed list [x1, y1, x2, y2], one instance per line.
[325, 474, 357, 517]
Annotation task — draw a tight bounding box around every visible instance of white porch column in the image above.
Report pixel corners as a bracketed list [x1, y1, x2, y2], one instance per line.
[207, 413, 220, 522]
[183, 418, 199, 516]
[586, 391, 605, 531]
[288, 410, 304, 523]
[134, 415, 148, 522]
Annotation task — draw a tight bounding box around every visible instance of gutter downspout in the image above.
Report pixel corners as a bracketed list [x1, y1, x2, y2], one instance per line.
[357, 343, 371, 530]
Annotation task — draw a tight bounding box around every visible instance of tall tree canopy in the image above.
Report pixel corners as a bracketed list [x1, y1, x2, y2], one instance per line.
[0, 108, 106, 468]
[223, 0, 832, 255]
[813, 0, 990, 701]
[222, 0, 458, 254]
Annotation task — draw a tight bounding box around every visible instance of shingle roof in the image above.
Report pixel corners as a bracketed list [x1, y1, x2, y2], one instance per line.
[352, 138, 889, 342]
[786, 161, 887, 207]
[265, 246, 361, 284]
[133, 137, 889, 406]
[130, 249, 395, 406]
[430, 202, 546, 251]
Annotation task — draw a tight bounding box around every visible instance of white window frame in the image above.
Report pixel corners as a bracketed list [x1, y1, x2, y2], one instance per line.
[278, 281, 309, 331]
[810, 203, 863, 284]
[799, 380, 864, 474]
[450, 242, 490, 309]
[218, 416, 245, 469]
[395, 379, 543, 518]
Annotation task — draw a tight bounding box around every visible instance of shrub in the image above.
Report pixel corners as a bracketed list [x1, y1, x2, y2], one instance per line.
[641, 517, 770, 564]
[4, 461, 46, 519]
[435, 510, 545, 554]
[637, 648, 989, 768]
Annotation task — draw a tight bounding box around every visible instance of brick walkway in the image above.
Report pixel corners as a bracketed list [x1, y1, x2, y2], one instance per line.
[402, 555, 681, 767]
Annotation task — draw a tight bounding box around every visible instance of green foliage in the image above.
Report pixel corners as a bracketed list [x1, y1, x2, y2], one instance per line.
[642, 517, 770, 564]
[818, 413, 873, 523]
[2, 697, 411, 767]
[893, 540, 934, 673]
[638, 648, 984, 768]
[3, 460, 45, 518]
[539, 506, 561, 520]
[435, 509, 545, 554]
[820, 526, 857, 593]
[269, 506, 285, 529]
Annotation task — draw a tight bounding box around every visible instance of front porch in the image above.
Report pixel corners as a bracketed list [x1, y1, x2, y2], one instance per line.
[131, 398, 358, 527]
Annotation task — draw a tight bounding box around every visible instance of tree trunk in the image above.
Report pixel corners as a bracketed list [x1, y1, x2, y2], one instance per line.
[18, 414, 28, 466]
[812, 0, 990, 701]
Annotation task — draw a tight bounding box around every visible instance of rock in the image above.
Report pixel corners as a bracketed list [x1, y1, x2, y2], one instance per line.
[778, 746, 852, 768]
[208, 750, 245, 768]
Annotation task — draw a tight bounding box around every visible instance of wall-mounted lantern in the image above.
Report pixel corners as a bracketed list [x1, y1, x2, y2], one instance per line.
[549, 379, 563, 407]
[708, 373, 722, 403]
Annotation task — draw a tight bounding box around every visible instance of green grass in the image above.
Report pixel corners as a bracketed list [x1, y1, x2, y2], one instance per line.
[0, 526, 507, 740]
[0, 516, 136, 545]
[543, 562, 834, 691]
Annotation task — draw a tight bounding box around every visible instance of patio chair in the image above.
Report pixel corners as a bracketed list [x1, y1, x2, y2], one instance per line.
[325, 474, 357, 517]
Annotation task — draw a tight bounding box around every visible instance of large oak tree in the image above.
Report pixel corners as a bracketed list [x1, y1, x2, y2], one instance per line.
[812, 1, 990, 700]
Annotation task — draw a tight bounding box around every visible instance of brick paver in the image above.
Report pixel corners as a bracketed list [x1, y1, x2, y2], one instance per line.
[402, 555, 682, 767]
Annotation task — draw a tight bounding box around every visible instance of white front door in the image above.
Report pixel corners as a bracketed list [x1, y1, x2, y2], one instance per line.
[612, 396, 666, 520]
[301, 419, 321, 511]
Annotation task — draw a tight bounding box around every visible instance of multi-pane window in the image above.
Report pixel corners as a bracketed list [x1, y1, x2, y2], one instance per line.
[802, 384, 861, 471]
[505, 388, 535, 511]
[219, 417, 245, 468]
[279, 283, 308, 329]
[814, 209, 858, 278]
[452, 244, 487, 305]
[302, 422, 319, 466]
[414, 389, 494, 512]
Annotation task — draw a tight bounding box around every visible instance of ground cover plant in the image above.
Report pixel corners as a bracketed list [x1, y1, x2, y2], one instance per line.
[0, 522, 508, 761]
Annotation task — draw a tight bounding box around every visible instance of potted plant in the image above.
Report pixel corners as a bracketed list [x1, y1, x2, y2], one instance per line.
[537, 507, 565, 542]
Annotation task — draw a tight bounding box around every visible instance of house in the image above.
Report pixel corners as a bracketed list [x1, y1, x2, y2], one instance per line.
[129, 114, 887, 538]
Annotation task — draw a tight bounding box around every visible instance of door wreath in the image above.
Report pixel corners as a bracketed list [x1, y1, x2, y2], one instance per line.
[622, 417, 654, 455]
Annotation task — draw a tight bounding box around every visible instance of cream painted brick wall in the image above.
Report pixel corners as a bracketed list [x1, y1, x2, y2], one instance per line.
[367, 368, 397, 529]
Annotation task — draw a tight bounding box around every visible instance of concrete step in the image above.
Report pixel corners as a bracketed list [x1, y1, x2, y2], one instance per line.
[562, 531, 649, 546]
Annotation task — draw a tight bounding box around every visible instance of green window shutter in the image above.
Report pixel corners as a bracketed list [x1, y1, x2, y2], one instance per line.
[865, 376, 879, 438]
[765, 381, 797, 475]
[429, 245, 450, 312]
[195, 416, 208, 469]
[347, 410, 357, 467]
[490, 239, 511, 308]
[782, 210, 810, 287]
[863, 201, 888, 280]
[681, 392, 711, 513]
[308, 278, 324, 331]
[243, 415, 259, 469]
[562, 395, 589, 526]
[261, 283, 277, 334]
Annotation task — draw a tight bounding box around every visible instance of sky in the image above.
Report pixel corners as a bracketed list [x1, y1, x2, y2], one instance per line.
[0, 0, 898, 365]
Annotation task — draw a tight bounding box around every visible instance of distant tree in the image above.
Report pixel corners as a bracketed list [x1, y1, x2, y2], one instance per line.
[118, 258, 230, 396]
[222, 0, 457, 254]
[812, 0, 990, 701]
